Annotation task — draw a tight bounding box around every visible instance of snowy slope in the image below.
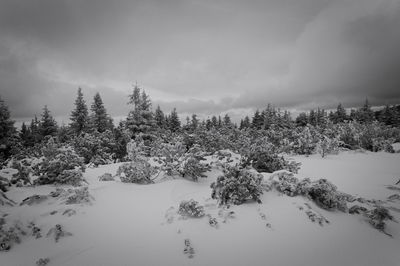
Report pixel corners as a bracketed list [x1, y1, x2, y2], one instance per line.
[2, 151, 400, 266]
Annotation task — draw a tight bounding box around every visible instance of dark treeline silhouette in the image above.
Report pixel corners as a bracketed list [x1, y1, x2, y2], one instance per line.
[1, 86, 400, 165]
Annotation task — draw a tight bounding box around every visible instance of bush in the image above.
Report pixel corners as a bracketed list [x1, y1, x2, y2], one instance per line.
[306, 179, 347, 211]
[72, 131, 116, 165]
[243, 151, 300, 174]
[178, 199, 205, 218]
[98, 173, 114, 181]
[270, 172, 347, 211]
[367, 206, 394, 231]
[117, 159, 157, 184]
[211, 165, 263, 205]
[33, 147, 85, 186]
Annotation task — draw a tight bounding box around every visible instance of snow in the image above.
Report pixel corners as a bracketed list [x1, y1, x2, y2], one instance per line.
[2, 151, 400, 266]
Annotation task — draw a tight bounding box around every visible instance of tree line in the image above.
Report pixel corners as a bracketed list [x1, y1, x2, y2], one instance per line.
[1, 85, 400, 163]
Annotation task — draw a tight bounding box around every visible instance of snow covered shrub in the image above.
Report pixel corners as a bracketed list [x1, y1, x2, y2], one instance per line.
[117, 159, 157, 184]
[127, 137, 148, 160]
[211, 165, 263, 205]
[316, 135, 341, 158]
[46, 224, 72, 242]
[367, 206, 394, 232]
[33, 147, 85, 186]
[56, 169, 85, 186]
[270, 171, 302, 196]
[179, 145, 211, 181]
[98, 173, 114, 181]
[36, 258, 50, 266]
[243, 151, 300, 174]
[9, 161, 31, 186]
[178, 199, 205, 218]
[306, 179, 347, 211]
[240, 139, 300, 173]
[269, 173, 347, 211]
[152, 141, 185, 176]
[371, 137, 395, 153]
[292, 126, 318, 155]
[72, 131, 115, 165]
[153, 142, 210, 181]
[65, 187, 92, 204]
[0, 225, 21, 251]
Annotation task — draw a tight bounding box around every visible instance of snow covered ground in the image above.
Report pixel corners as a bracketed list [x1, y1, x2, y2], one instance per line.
[2, 151, 400, 266]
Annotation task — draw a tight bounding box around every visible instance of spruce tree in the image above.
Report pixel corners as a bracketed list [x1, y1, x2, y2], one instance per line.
[252, 110, 264, 129]
[191, 114, 199, 130]
[357, 98, 375, 124]
[211, 116, 218, 128]
[296, 112, 308, 127]
[334, 103, 347, 123]
[154, 105, 165, 128]
[70, 88, 89, 135]
[19, 122, 31, 147]
[126, 84, 155, 135]
[39, 105, 58, 138]
[0, 96, 16, 161]
[90, 92, 113, 133]
[223, 114, 232, 127]
[168, 108, 181, 132]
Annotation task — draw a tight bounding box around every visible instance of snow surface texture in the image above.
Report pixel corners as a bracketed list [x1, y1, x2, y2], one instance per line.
[1, 151, 400, 266]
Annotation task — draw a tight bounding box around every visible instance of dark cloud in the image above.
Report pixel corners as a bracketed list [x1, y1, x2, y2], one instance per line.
[0, 0, 399, 121]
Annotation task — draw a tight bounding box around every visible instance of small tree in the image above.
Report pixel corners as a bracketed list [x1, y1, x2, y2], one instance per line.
[39, 105, 58, 139]
[0, 97, 16, 162]
[168, 108, 181, 132]
[90, 92, 113, 133]
[70, 88, 89, 135]
[211, 165, 263, 205]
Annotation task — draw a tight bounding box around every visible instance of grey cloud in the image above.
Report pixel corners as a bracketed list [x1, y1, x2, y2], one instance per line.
[1, 0, 400, 120]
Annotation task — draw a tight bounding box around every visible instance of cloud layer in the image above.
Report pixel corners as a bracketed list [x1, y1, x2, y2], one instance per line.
[0, 0, 399, 121]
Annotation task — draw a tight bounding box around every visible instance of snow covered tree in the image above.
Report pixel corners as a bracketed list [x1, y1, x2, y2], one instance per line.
[223, 114, 232, 127]
[39, 105, 58, 139]
[333, 103, 347, 124]
[126, 84, 155, 135]
[240, 116, 251, 129]
[168, 108, 181, 132]
[356, 98, 375, 124]
[211, 164, 263, 205]
[190, 114, 199, 131]
[70, 88, 89, 135]
[154, 105, 165, 129]
[0, 97, 17, 162]
[295, 112, 308, 127]
[252, 110, 264, 129]
[90, 92, 113, 133]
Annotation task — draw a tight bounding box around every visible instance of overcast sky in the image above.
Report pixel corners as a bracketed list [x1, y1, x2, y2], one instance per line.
[1, 0, 400, 123]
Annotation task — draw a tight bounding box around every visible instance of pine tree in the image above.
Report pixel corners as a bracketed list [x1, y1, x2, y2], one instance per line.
[168, 108, 181, 132]
[223, 114, 232, 127]
[29, 116, 41, 145]
[39, 105, 58, 138]
[191, 114, 199, 130]
[356, 98, 374, 124]
[70, 88, 89, 135]
[252, 110, 264, 129]
[309, 109, 317, 126]
[240, 116, 251, 129]
[0, 96, 16, 161]
[126, 84, 155, 135]
[334, 103, 347, 123]
[154, 105, 165, 128]
[90, 92, 113, 133]
[19, 122, 31, 147]
[211, 116, 218, 128]
[296, 112, 308, 127]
